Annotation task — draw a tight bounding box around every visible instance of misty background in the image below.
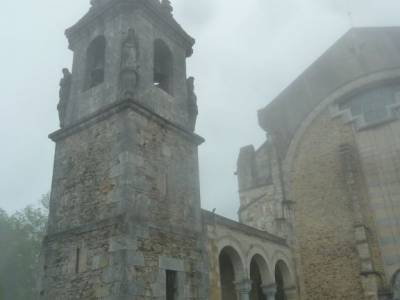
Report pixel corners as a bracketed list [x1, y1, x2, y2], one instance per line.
[1, 0, 400, 219]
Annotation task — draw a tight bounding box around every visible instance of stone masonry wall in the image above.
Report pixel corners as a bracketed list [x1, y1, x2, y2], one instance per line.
[239, 184, 277, 232]
[43, 104, 207, 299]
[355, 119, 400, 281]
[238, 141, 286, 238]
[290, 109, 366, 299]
[48, 112, 126, 233]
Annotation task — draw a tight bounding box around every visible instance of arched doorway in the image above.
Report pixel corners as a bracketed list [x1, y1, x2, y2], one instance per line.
[219, 247, 244, 300]
[275, 260, 293, 300]
[250, 254, 274, 300]
[250, 257, 264, 300]
[393, 270, 400, 300]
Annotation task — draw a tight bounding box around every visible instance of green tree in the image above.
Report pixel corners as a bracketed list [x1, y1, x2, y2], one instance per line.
[0, 194, 49, 300]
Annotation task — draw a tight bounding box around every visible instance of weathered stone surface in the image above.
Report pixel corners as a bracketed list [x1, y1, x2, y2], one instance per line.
[42, 1, 207, 299]
[238, 27, 400, 300]
[42, 2, 298, 300]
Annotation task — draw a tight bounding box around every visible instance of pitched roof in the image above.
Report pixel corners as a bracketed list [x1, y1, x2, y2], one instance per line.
[258, 27, 400, 157]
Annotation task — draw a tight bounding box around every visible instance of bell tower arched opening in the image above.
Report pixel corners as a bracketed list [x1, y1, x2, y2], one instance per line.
[85, 35, 106, 90]
[153, 39, 173, 95]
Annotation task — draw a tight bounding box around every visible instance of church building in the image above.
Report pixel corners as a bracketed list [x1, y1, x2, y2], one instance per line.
[237, 27, 400, 300]
[41, 1, 400, 299]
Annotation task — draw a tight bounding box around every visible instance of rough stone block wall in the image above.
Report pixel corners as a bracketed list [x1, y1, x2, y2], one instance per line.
[290, 109, 366, 299]
[49, 113, 126, 233]
[42, 222, 123, 299]
[239, 185, 277, 232]
[238, 141, 285, 237]
[44, 106, 207, 299]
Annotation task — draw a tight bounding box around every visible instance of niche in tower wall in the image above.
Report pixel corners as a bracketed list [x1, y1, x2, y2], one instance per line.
[153, 39, 173, 95]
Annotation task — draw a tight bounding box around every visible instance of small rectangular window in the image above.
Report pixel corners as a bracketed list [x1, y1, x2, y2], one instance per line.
[166, 270, 178, 300]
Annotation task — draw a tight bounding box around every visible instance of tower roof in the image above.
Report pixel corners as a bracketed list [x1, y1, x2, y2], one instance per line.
[258, 27, 400, 157]
[66, 0, 195, 56]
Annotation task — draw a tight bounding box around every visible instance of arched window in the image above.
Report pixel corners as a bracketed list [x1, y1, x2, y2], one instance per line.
[153, 39, 173, 95]
[85, 36, 106, 90]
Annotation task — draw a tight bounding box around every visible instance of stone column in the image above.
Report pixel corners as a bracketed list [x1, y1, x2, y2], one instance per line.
[262, 284, 277, 300]
[284, 287, 298, 300]
[235, 279, 252, 300]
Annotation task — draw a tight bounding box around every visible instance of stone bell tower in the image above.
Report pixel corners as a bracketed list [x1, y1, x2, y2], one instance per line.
[41, 0, 206, 299]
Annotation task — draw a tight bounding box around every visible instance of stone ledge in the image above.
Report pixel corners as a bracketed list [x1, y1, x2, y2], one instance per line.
[49, 97, 205, 146]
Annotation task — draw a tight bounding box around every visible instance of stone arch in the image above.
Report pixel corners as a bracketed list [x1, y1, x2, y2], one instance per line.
[246, 245, 274, 285]
[283, 68, 400, 203]
[271, 251, 295, 288]
[249, 253, 274, 300]
[85, 35, 106, 90]
[216, 235, 247, 270]
[392, 270, 400, 300]
[275, 260, 296, 300]
[219, 246, 245, 300]
[280, 69, 400, 300]
[275, 260, 293, 288]
[153, 38, 173, 95]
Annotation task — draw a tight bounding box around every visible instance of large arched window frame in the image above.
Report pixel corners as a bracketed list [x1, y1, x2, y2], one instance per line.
[153, 39, 173, 95]
[84, 35, 106, 90]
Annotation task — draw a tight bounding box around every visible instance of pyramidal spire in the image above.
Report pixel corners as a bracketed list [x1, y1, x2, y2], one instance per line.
[161, 0, 173, 15]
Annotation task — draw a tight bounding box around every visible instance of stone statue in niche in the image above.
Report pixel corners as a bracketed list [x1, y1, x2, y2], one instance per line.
[394, 272, 400, 300]
[58, 68, 72, 128]
[120, 29, 139, 98]
[187, 77, 198, 131]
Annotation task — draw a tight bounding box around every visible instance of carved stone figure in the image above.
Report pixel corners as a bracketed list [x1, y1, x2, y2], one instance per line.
[120, 29, 139, 98]
[187, 77, 198, 131]
[58, 68, 72, 128]
[394, 272, 400, 300]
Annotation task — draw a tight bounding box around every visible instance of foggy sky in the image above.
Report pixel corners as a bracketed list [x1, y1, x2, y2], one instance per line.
[1, 0, 400, 219]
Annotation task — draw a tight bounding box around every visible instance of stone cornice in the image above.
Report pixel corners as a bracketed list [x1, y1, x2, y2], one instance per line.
[202, 209, 288, 246]
[66, 0, 195, 56]
[49, 97, 205, 145]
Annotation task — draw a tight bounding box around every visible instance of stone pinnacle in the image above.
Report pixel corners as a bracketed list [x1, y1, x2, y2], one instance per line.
[161, 0, 173, 15]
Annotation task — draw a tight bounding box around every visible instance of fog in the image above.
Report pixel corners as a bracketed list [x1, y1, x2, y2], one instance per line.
[0, 0, 399, 219]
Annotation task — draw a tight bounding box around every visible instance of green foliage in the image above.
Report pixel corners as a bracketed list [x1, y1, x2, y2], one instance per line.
[0, 193, 49, 300]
